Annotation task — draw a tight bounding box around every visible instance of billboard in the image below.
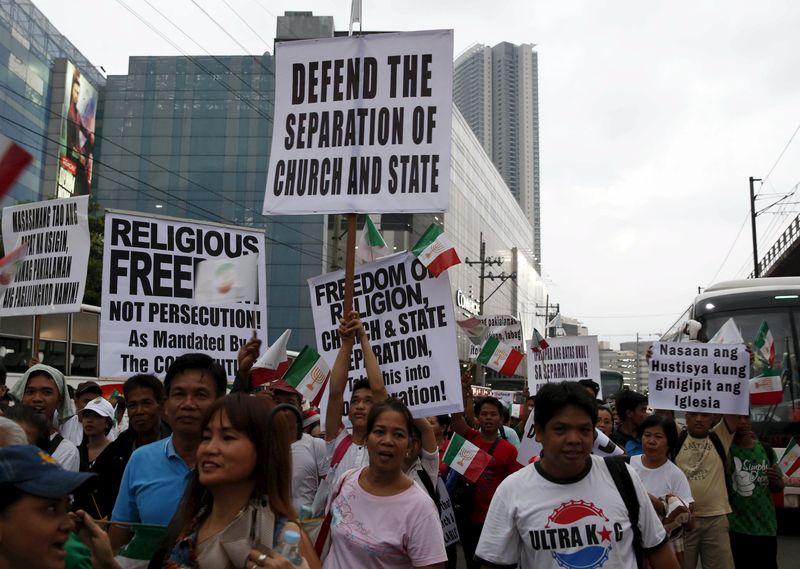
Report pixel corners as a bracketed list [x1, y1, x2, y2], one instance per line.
[56, 61, 97, 197]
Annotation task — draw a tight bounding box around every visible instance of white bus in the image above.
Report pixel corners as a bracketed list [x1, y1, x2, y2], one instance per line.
[664, 277, 800, 517]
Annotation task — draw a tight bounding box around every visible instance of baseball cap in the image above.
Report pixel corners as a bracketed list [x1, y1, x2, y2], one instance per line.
[271, 380, 301, 397]
[0, 445, 94, 497]
[78, 396, 114, 419]
[75, 381, 103, 398]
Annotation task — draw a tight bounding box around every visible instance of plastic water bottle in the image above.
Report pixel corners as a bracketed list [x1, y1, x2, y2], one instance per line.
[275, 530, 302, 565]
[299, 504, 313, 521]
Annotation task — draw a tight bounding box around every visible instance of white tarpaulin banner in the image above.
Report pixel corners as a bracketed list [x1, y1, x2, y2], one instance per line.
[100, 212, 267, 378]
[264, 30, 453, 215]
[0, 196, 89, 316]
[527, 335, 601, 396]
[308, 252, 461, 419]
[467, 314, 522, 359]
[648, 341, 750, 414]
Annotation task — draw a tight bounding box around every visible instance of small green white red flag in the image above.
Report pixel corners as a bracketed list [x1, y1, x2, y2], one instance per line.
[778, 438, 800, 477]
[457, 317, 487, 345]
[282, 345, 330, 406]
[750, 369, 783, 406]
[356, 216, 391, 264]
[0, 243, 27, 291]
[530, 329, 548, 353]
[442, 433, 492, 483]
[754, 320, 776, 368]
[252, 329, 291, 387]
[411, 223, 461, 277]
[476, 336, 524, 376]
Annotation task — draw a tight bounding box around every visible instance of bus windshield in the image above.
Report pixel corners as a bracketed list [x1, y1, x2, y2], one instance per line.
[693, 279, 800, 449]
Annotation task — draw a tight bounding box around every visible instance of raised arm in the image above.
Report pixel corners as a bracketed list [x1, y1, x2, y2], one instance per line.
[415, 417, 438, 453]
[230, 332, 261, 393]
[325, 314, 358, 442]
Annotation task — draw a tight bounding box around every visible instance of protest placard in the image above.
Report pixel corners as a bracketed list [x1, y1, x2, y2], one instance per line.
[517, 410, 541, 466]
[491, 389, 516, 409]
[264, 30, 453, 215]
[437, 478, 459, 547]
[527, 335, 601, 395]
[308, 252, 461, 419]
[467, 314, 522, 359]
[0, 196, 89, 316]
[100, 212, 267, 378]
[648, 341, 750, 414]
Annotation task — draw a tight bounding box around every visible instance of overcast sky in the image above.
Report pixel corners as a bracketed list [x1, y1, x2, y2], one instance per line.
[33, 0, 800, 348]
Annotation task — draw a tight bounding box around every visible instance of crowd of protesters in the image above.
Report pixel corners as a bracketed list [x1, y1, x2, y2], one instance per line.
[0, 313, 790, 569]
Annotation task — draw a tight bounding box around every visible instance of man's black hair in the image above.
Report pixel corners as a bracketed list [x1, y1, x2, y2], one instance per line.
[0, 362, 7, 386]
[637, 414, 679, 458]
[534, 381, 598, 429]
[350, 378, 371, 395]
[474, 396, 504, 416]
[164, 353, 226, 397]
[123, 373, 166, 403]
[578, 379, 600, 397]
[615, 390, 648, 423]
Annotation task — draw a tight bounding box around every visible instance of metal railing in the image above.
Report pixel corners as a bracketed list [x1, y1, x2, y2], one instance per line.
[750, 214, 800, 278]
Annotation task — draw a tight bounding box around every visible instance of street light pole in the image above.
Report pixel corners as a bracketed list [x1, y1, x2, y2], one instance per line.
[750, 176, 762, 278]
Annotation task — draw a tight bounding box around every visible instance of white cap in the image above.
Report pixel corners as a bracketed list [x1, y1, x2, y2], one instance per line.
[79, 396, 115, 419]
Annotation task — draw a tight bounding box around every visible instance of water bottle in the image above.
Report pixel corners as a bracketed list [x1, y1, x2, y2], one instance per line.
[275, 530, 302, 565]
[299, 504, 313, 521]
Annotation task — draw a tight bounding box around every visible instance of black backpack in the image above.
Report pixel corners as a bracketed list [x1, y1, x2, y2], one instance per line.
[604, 456, 644, 569]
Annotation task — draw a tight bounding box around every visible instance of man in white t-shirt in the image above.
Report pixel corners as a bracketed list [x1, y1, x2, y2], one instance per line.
[476, 381, 680, 569]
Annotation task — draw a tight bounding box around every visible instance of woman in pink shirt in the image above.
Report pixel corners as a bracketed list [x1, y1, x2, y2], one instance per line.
[323, 399, 447, 569]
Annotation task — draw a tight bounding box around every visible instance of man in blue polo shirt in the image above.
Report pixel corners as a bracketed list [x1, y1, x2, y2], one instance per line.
[109, 353, 226, 551]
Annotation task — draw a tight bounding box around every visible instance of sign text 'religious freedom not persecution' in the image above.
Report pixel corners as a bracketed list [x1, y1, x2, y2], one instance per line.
[648, 341, 750, 414]
[264, 30, 453, 215]
[309, 252, 461, 420]
[99, 212, 267, 378]
[0, 196, 90, 316]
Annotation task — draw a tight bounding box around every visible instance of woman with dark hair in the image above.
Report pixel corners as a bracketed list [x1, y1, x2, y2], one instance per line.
[630, 414, 693, 560]
[322, 398, 446, 569]
[161, 394, 319, 569]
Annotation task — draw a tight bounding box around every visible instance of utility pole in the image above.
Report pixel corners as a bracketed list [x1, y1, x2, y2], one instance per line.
[535, 296, 559, 338]
[464, 233, 517, 385]
[750, 176, 762, 278]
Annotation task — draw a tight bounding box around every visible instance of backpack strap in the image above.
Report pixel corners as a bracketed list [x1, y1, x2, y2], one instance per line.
[416, 467, 441, 515]
[675, 429, 688, 457]
[499, 426, 508, 440]
[708, 431, 733, 498]
[48, 433, 64, 456]
[329, 434, 354, 469]
[604, 456, 643, 569]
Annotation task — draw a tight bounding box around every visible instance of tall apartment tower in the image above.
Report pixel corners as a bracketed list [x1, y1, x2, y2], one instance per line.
[454, 42, 541, 272]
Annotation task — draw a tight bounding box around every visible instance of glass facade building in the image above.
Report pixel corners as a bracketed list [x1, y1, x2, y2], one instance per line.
[94, 54, 325, 350]
[0, 0, 104, 205]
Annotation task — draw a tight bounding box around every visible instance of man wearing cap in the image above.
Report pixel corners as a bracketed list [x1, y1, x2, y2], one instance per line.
[0, 444, 121, 569]
[269, 380, 329, 513]
[109, 353, 226, 552]
[61, 380, 106, 446]
[10, 363, 80, 471]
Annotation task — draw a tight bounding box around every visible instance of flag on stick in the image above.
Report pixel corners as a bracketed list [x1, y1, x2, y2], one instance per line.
[0, 243, 27, 291]
[778, 438, 800, 478]
[251, 329, 291, 387]
[709, 317, 744, 344]
[750, 369, 783, 406]
[356, 216, 391, 264]
[457, 317, 487, 345]
[282, 346, 331, 406]
[530, 328, 548, 352]
[411, 223, 461, 277]
[442, 433, 492, 483]
[475, 336, 524, 376]
[754, 320, 776, 368]
[0, 135, 32, 199]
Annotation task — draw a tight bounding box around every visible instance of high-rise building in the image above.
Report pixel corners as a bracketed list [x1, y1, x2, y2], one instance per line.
[0, 0, 105, 204]
[454, 42, 540, 272]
